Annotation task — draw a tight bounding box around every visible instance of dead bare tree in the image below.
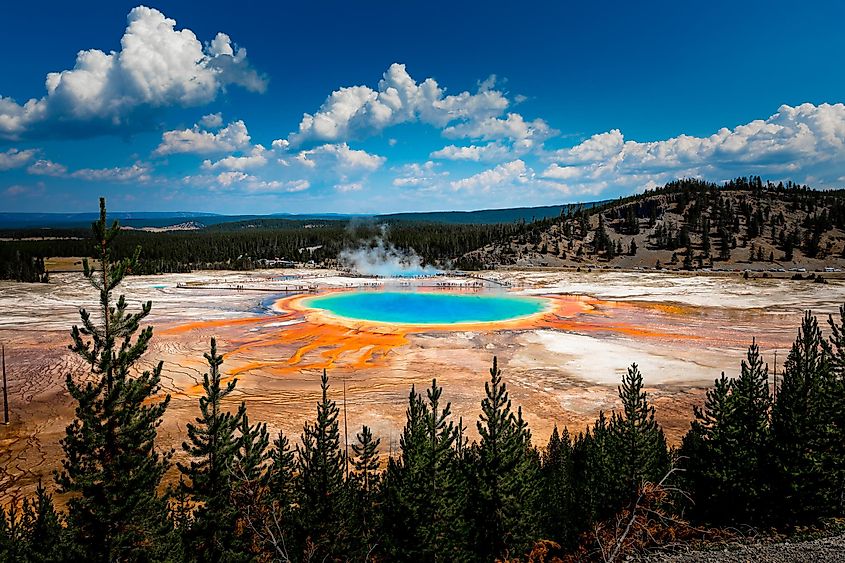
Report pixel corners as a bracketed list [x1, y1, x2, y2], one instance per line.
[588, 464, 713, 563]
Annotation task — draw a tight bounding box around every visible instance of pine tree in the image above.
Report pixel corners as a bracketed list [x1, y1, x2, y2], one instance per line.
[352, 425, 380, 497]
[230, 411, 271, 556]
[540, 426, 576, 548]
[770, 312, 833, 524]
[473, 357, 541, 560]
[681, 342, 772, 525]
[177, 338, 246, 562]
[351, 425, 381, 556]
[823, 305, 845, 513]
[382, 380, 464, 561]
[610, 364, 670, 500]
[15, 481, 66, 563]
[296, 369, 347, 558]
[268, 429, 296, 519]
[679, 373, 733, 523]
[55, 197, 172, 561]
[728, 340, 771, 523]
[572, 411, 619, 527]
[381, 385, 427, 560]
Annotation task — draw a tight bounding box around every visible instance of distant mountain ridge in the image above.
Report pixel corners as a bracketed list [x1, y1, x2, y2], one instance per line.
[0, 202, 606, 229]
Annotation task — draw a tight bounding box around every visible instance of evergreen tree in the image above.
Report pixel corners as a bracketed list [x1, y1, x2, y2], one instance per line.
[681, 342, 771, 525]
[296, 369, 347, 558]
[351, 425, 381, 556]
[267, 429, 297, 521]
[572, 412, 619, 528]
[230, 411, 271, 556]
[823, 305, 845, 513]
[728, 340, 771, 523]
[540, 426, 576, 548]
[473, 357, 541, 561]
[177, 338, 246, 562]
[381, 386, 427, 561]
[610, 364, 670, 500]
[12, 481, 67, 563]
[382, 381, 463, 561]
[55, 198, 172, 561]
[770, 312, 833, 524]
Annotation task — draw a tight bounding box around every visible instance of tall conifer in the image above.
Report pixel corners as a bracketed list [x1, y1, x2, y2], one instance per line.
[177, 338, 246, 561]
[55, 198, 172, 561]
[474, 357, 541, 560]
[296, 369, 347, 558]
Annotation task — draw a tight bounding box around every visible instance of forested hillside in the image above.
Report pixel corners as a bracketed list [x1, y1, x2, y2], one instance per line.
[463, 177, 845, 271]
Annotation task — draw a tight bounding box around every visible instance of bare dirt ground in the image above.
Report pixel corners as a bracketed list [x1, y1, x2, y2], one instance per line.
[1, 268, 844, 504]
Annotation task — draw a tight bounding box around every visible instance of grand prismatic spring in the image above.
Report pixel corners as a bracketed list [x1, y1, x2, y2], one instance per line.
[1, 268, 844, 501]
[302, 291, 549, 325]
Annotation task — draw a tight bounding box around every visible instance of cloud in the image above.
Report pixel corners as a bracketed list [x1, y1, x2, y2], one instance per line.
[27, 159, 68, 177]
[27, 158, 150, 181]
[291, 143, 385, 172]
[185, 172, 310, 194]
[0, 6, 265, 140]
[287, 63, 509, 146]
[4, 185, 29, 196]
[443, 112, 555, 145]
[430, 143, 512, 162]
[541, 103, 845, 193]
[392, 160, 449, 187]
[154, 120, 251, 155]
[432, 113, 556, 162]
[70, 162, 151, 182]
[202, 145, 268, 171]
[451, 159, 532, 191]
[0, 148, 37, 170]
[199, 112, 224, 129]
[336, 182, 363, 192]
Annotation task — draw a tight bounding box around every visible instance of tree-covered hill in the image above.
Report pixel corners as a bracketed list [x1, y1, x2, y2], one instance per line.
[462, 177, 845, 271]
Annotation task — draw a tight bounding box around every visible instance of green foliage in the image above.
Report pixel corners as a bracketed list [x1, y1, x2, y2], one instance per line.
[680, 342, 771, 525]
[541, 426, 576, 548]
[296, 369, 348, 558]
[381, 380, 465, 561]
[612, 364, 670, 499]
[177, 338, 248, 562]
[471, 357, 542, 560]
[770, 312, 836, 524]
[54, 198, 172, 561]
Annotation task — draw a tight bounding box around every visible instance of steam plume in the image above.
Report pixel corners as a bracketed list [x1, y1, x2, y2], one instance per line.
[339, 225, 440, 277]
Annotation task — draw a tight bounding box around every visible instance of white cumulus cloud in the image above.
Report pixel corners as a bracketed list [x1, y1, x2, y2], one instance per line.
[291, 143, 385, 172]
[541, 103, 845, 193]
[0, 6, 265, 139]
[202, 145, 268, 171]
[287, 63, 509, 146]
[0, 148, 37, 170]
[392, 161, 449, 187]
[154, 120, 251, 156]
[451, 159, 532, 191]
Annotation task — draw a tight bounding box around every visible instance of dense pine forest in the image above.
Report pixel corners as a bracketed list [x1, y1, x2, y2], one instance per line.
[0, 217, 529, 280]
[3, 204, 845, 561]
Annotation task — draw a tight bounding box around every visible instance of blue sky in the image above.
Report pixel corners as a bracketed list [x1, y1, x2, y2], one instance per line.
[2, 1, 845, 214]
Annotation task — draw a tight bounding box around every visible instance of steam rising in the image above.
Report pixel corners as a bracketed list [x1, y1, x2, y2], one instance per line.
[339, 225, 441, 277]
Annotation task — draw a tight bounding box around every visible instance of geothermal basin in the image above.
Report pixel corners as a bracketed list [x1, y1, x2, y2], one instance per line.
[3, 268, 845, 503]
[302, 290, 549, 325]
